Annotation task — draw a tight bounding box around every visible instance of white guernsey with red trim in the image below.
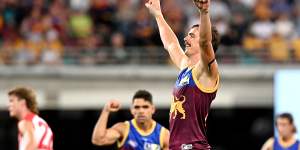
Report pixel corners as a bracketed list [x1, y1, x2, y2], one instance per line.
[18, 113, 53, 150]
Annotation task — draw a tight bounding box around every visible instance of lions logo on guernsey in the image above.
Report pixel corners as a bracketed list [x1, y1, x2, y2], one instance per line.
[118, 119, 167, 150]
[170, 96, 186, 119]
[178, 75, 190, 86]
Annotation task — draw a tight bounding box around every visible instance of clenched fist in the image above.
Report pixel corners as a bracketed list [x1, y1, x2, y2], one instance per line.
[104, 100, 121, 112]
[193, 0, 210, 13]
[145, 0, 162, 17]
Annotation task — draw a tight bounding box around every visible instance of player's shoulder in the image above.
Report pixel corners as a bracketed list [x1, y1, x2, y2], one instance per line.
[18, 120, 34, 133]
[261, 137, 274, 150]
[154, 121, 169, 136]
[160, 126, 169, 136]
[269, 137, 275, 142]
[265, 137, 275, 144]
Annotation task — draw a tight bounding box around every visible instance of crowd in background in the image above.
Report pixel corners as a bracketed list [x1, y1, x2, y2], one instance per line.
[1, 0, 300, 65]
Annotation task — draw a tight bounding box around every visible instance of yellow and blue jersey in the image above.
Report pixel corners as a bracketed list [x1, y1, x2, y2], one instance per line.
[118, 119, 166, 150]
[274, 138, 299, 150]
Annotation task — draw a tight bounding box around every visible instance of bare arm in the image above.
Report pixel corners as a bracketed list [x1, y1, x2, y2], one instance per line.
[18, 120, 37, 150]
[146, 0, 188, 69]
[92, 100, 125, 146]
[194, 0, 216, 72]
[192, 0, 219, 91]
[162, 128, 170, 150]
[261, 137, 274, 150]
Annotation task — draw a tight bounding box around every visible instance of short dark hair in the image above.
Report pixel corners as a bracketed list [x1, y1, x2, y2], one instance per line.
[132, 90, 153, 104]
[276, 112, 297, 133]
[8, 86, 39, 114]
[192, 24, 220, 53]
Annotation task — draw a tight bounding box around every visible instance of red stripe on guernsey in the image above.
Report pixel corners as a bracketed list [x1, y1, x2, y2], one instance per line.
[38, 121, 48, 149]
[38, 121, 53, 149]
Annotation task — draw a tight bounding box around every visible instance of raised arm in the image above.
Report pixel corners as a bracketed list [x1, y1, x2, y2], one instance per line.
[192, 0, 219, 81]
[195, 0, 215, 64]
[91, 100, 125, 146]
[146, 0, 188, 69]
[18, 120, 37, 150]
[190, 0, 219, 91]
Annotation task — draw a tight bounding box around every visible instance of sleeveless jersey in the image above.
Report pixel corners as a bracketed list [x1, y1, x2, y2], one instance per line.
[118, 119, 166, 150]
[169, 68, 219, 150]
[18, 113, 53, 150]
[274, 138, 300, 150]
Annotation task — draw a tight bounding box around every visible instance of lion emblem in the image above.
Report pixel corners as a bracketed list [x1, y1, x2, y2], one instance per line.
[179, 75, 190, 86]
[170, 96, 186, 119]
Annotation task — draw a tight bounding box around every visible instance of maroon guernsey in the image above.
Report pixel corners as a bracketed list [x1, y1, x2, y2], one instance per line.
[169, 67, 219, 150]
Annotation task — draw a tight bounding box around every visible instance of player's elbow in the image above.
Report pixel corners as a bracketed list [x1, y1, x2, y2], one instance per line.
[92, 136, 106, 146]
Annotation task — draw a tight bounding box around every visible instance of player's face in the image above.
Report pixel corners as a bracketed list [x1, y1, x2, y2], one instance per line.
[276, 118, 294, 138]
[184, 27, 200, 56]
[8, 95, 23, 118]
[131, 98, 155, 124]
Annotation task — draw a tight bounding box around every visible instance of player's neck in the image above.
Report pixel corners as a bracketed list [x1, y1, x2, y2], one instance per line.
[136, 119, 154, 131]
[279, 134, 295, 144]
[18, 109, 32, 120]
[187, 53, 200, 68]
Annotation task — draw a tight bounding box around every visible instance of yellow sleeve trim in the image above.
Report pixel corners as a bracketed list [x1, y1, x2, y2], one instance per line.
[132, 119, 156, 136]
[117, 121, 130, 148]
[192, 68, 220, 93]
[159, 127, 166, 148]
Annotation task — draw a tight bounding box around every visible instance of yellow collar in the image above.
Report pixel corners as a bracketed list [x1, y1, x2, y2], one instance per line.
[132, 119, 156, 136]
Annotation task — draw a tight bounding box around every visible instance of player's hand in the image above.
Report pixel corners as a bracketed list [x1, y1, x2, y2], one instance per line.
[145, 0, 162, 17]
[104, 100, 121, 112]
[193, 0, 210, 13]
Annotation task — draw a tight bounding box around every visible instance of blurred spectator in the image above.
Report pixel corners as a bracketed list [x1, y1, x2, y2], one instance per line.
[0, 40, 14, 65]
[14, 40, 35, 65]
[227, 13, 249, 45]
[292, 38, 300, 61]
[239, 0, 257, 9]
[274, 13, 295, 39]
[162, 0, 186, 37]
[250, 18, 275, 40]
[89, 0, 115, 26]
[210, 0, 231, 22]
[115, 0, 136, 37]
[130, 6, 155, 45]
[41, 29, 63, 65]
[20, 7, 44, 42]
[215, 17, 229, 38]
[267, 33, 289, 62]
[110, 32, 127, 64]
[70, 0, 90, 11]
[254, 0, 272, 20]
[295, 2, 300, 37]
[271, 0, 292, 17]
[79, 33, 102, 65]
[48, 0, 68, 43]
[2, 0, 19, 28]
[242, 32, 265, 53]
[0, 16, 3, 41]
[69, 10, 93, 40]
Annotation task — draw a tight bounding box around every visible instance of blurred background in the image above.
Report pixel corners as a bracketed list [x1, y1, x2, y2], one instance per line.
[0, 0, 300, 149]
